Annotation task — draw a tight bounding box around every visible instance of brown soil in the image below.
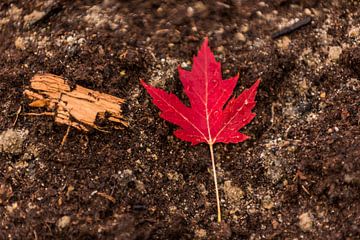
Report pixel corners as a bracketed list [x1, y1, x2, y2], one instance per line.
[0, 0, 359, 239]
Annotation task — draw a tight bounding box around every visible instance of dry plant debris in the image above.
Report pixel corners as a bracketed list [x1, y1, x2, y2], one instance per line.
[24, 73, 128, 132]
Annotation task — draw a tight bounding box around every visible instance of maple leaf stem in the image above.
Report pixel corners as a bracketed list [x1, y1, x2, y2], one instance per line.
[209, 143, 222, 223]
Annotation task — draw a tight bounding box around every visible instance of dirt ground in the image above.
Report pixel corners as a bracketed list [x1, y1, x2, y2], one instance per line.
[0, 0, 359, 239]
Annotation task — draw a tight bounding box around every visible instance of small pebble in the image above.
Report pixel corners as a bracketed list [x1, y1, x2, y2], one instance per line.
[262, 195, 274, 210]
[276, 36, 291, 50]
[15, 37, 26, 50]
[272, 219, 279, 229]
[240, 24, 249, 33]
[320, 91, 326, 98]
[328, 46, 342, 61]
[194, 2, 207, 13]
[57, 216, 71, 229]
[235, 32, 246, 42]
[187, 7, 194, 17]
[0, 129, 29, 155]
[304, 8, 312, 15]
[216, 46, 225, 53]
[215, 27, 224, 36]
[77, 38, 86, 44]
[5, 202, 18, 214]
[195, 228, 207, 238]
[223, 180, 244, 205]
[298, 212, 313, 231]
[66, 36, 75, 45]
[348, 27, 360, 38]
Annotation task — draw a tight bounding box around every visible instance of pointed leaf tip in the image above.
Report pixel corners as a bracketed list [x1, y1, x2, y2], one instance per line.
[253, 79, 261, 89]
[203, 37, 209, 47]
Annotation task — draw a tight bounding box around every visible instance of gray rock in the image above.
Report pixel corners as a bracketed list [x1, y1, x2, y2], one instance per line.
[0, 129, 29, 155]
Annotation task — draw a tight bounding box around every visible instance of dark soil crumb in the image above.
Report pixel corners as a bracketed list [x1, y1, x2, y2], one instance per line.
[0, 1, 359, 239]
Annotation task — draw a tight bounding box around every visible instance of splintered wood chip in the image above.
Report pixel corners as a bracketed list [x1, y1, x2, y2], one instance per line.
[24, 73, 128, 132]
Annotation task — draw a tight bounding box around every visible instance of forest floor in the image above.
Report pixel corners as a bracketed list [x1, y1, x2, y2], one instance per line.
[0, 0, 359, 239]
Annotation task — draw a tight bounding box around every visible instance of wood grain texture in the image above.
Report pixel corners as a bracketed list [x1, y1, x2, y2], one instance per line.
[24, 73, 128, 131]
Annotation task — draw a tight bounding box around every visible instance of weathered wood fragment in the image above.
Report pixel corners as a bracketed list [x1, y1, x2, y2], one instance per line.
[24, 73, 128, 132]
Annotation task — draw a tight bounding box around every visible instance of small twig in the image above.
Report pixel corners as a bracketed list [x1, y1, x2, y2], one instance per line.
[284, 126, 292, 139]
[272, 17, 312, 39]
[28, 3, 63, 27]
[216, 1, 230, 8]
[301, 185, 310, 195]
[60, 125, 71, 148]
[23, 112, 55, 116]
[96, 191, 116, 204]
[12, 106, 22, 127]
[33, 230, 38, 240]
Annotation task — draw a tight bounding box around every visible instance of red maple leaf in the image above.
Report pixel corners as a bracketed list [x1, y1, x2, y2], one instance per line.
[141, 38, 260, 222]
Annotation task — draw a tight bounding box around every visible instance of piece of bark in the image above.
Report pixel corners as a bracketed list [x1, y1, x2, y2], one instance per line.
[24, 73, 128, 131]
